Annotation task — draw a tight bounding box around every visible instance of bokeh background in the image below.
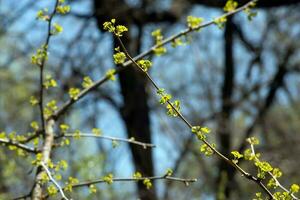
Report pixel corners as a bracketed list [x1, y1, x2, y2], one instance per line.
[0, 0, 300, 199]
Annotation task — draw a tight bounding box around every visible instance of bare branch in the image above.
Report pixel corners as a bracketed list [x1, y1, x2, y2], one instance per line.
[40, 162, 69, 200]
[71, 175, 197, 189]
[37, 0, 60, 134]
[250, 143, 299, 200]
[63, 133, 156, 148]
[0, 138, 38, 153]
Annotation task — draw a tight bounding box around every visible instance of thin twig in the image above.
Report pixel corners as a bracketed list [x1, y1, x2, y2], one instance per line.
[42, 174, 196, 199]
[40, 162, 69, 200]
[71, 175, 197, 188]
[250, 143, 299, 200]
[37, 0, 59, 135]
[63, 133, 155, 148]
[0, 138, 38, 153]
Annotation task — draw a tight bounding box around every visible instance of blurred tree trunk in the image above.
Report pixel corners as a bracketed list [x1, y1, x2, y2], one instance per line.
[93, 1, 157, 199]
[216, 16, 236, 200]
[115, 34, 157, 200]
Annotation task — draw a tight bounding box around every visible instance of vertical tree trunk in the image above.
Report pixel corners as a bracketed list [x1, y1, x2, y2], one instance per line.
[92, 1, 157, 195]
[115, 35, 157, 200]
[32, 119, 55, 200]
[216, 16, 236, 200]
[94, 0, 157, 194]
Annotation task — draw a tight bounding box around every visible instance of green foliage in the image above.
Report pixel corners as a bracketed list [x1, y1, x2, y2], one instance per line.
[69, 87, 81, 100]
[43, 74, 57, 89]
[113, 52, 126, 64]
[115, 25, 128, 37]
[223, 0, 238, 12]
[64, 177, 79, 192]
[143, 178, 152, 189]
[186, 16, 204, 29]
[273, 191, 293, 200]
[171, 38, 184, 48]
[29, 96, 39, 106]
[36, 8, 49, 21]
[56, 0, 71, 15]
[247, 137, 259, 145]
[137, 60, 152, 72]
[89, 184, 97, 194]
[103, 19, 128, 37]
[272, 168, 283, 178]
[133, 171, 142, 179]
[30, 121, 39, 131]
[200, 143, 215, 156]
[165, 168, 173, 176]
[244, 2, 257, 21]
[290, 184, 299, 194]
[51, 23, 63, 35]
[231, 151, 243, 164]
[60, 123, 70, 133]
[213, 17, 227, 29]
[31, 44, 48, 66]
[47, 184, 58, 196]
[157, 88, 172, 104]
[166, 100, 181, 117]
[103, 173, 114, 184]
[191, 126, 211, 140]
[73, 130, 81, 139]
[103, 19, 116, 33]
[105, 69, 116, 81]
[92, 128, 102, 136]
[151, 29, 167, 55]
[82, 76, 93, 89]
[253, 192, 263, 200]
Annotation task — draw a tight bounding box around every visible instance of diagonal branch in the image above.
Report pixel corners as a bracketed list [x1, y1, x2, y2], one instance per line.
[114, 14, 275, 198]
[249, 143, 299, 200]
[50, 0, 258, 121]
[40, 162, 69, 200]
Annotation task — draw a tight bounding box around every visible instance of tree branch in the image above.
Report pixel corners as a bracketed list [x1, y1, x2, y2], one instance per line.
[31, 119, 55, 200]
[63, 133, 156, 148]
[37, 0, 59, 135]
[71, 175, 197, 189]
[0, 138, 38, 153]
[50, 0, 257, 121]
[40, 162, 69, 200]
